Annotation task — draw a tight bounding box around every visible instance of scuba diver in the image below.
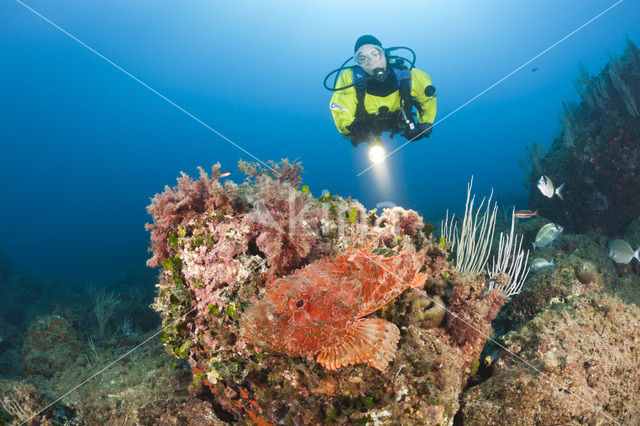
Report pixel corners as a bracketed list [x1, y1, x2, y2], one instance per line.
[326, 35, 437, 152]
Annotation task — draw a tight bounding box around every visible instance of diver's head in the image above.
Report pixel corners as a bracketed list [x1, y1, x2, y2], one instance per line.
[354, 35, 387, 77]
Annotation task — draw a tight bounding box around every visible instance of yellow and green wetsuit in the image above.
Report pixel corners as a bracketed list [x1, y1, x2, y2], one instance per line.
[329, 67, 437, 138]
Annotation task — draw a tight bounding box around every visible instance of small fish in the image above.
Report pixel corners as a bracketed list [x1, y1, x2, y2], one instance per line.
[529, 257, 554, 273]
[533, 223, 563, 249]
[607, 239, 640, 264]
[531, 67, 539, 72]
[219, 171, 231, 178]
[537, 175, 565, 200]
[240, 242, 427, 371]
[514, 209, 538, 219]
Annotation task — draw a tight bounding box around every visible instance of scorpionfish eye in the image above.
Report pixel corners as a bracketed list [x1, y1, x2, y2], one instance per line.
[295, 299, 304, 308]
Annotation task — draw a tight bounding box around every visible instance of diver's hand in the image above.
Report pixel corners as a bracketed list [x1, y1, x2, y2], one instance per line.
[404, 122, 432, 141]
[346, 120, 369, 144]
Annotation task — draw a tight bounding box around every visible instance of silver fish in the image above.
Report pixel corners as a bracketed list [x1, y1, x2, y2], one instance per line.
[537, 176, 565, 200]
[529, 257, 554, 273]
[533, 223, 563, 249]
[607, 239, 640, 264]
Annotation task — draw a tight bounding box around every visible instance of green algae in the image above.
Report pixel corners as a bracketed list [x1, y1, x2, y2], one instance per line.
[209, 210, 225, 221]
[329, 396, 377, 424]
[422, 221, 434, 236]
[469, 358, 480, 376]
[167, 231, 179, 248]
[349, 207, 358, 223]
[225, 303, 237, 320]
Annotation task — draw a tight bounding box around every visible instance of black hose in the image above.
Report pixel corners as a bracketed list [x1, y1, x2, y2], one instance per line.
[323, 46, 418, 91]
[385, 46, 416, 69]
[323, 65, 366, 91]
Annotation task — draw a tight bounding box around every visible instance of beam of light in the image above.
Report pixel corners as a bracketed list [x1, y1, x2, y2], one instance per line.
[368, 142, 386, 164]
[366, 136, 391, 194]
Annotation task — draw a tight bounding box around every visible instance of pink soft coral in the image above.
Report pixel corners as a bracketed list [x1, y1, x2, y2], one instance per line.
[243, 171, 320, 276]
[238, 158, 304, 188]
[374, 207, 424, 246]
[446, 283, 508, 348]
[145, 163, 240, 267]
[378, 207, 423, 236]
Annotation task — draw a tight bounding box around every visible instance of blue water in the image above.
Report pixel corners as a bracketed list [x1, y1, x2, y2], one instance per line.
[1, 0, 640, 280]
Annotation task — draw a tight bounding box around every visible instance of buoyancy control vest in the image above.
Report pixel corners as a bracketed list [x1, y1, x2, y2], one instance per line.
[351, 66, 416, 134]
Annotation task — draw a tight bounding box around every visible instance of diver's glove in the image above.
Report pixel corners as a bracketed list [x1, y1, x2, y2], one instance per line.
[346, 119, 370, 145]
[403, 122, 432, 141]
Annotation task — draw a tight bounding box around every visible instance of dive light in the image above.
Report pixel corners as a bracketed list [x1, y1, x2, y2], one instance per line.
[367, 135, 386, 164]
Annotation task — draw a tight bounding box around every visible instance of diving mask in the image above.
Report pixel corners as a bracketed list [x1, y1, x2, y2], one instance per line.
[354, 45, 386, 75]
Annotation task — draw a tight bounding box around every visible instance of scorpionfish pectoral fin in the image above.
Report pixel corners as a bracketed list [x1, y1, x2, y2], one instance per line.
[315, 318, 400, 371]
[410, 272, 428, 288]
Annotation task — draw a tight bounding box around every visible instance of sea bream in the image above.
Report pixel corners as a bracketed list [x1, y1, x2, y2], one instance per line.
[607, 239, 640, 264]
[537, 175, 565, 200]
[529, 258, 554, 273]
[240, 242, 427, 371]
[533, 223, 563, 249]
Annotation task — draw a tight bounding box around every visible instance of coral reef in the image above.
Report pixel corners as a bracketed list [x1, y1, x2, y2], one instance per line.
[460, 294, 640, 424]
[21, 315, 81, 379]
[1, 339, 225, 425]
[502, 230, 615, 327]
[526, 39, 640, 234]
[502, 214, 639, 329]
[0, 380, 50, 424]
[145, 160, 515, 424]
[462, 213, 640, 424]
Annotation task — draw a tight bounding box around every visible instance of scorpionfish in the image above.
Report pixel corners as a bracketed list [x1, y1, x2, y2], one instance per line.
[240, 242, 427, 371]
